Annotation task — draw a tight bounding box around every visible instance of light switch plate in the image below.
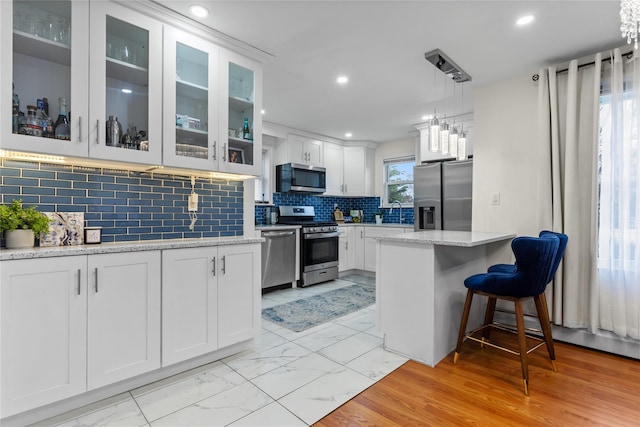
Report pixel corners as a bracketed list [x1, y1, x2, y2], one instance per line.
[491, 192, 500, 205]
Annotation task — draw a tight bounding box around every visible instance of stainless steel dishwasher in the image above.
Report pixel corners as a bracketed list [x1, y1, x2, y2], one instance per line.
[261, 229, 297, 289]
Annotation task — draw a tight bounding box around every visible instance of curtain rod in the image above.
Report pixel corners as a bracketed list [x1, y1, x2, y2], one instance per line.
[556, 50, 634, 74]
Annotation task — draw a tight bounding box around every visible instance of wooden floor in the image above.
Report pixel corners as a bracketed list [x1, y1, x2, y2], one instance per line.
[316, 331, 640, 426]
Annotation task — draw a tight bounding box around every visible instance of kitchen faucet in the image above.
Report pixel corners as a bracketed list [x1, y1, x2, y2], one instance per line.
[390, 200, 403, 224]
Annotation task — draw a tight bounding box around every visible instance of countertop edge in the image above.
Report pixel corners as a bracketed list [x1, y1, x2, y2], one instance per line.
[376, 231, 516, 247]
[0, 237, 264, 261]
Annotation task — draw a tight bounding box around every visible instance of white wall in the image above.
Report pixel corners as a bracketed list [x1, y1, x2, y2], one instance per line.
[374, 136, 416, 197]
[472, 72, 543, 265]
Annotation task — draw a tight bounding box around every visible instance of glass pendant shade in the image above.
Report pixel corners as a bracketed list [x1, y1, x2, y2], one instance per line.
[457, 132, 467, 160]
[440, 122, 449, 155]
[429, 117, 440, 152]
[449, 127, 458, 158]
[621, 0, 640, 49]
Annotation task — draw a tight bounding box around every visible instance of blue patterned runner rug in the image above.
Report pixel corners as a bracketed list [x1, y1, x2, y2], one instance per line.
[262, 275, 375, 332]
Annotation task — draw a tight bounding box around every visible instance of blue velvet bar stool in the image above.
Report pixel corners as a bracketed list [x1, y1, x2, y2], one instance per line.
[453, 234, 563, 395]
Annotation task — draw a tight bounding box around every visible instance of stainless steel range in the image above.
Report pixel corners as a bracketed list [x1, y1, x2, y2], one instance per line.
[278, 206, 339, 287]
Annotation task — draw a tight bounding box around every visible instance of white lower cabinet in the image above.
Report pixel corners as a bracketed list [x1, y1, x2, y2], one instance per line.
[338, 227, 350, 272]
[217, 244, 260, 347]
[1, 256, 87, 418]
[352, 227, 365, 271]
[162, 243, 260, 365]
[87, 252, 161, 390]
[0, 251, 161, 417]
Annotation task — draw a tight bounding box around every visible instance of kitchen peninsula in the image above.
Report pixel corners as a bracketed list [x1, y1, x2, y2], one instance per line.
[375, 230, 515, 367]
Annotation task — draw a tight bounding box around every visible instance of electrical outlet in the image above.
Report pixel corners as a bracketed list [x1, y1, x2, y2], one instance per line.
[188, 193, 198, 211]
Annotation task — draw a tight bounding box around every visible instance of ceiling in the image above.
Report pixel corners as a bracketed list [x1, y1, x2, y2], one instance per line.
[154, 0, 624, 144]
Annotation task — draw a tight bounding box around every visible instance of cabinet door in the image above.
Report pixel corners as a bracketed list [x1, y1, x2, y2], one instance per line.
[87, 251, 161, 390]
[306, 139, 324, 166]
[163, 26, 219, 171]
[1, 0, 90, 157]
[343, 146, 366, 196]
[218, 49, 262, 175]
[1, 256, 87, 417]
[88, 1, 162, 165]
[218, 244, 260, 348]
[364, 235, 377, 272]
[323, 142, 343, 195]
[162, 247, 218, 366]
[351, 227, 365, 270]
[338, 228, 349, 272]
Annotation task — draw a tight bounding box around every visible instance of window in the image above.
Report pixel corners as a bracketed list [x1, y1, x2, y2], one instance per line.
[383, 156, 415, 205]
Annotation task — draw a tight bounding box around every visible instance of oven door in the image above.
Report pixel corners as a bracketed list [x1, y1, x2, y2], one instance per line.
[302, 231, 339, 271]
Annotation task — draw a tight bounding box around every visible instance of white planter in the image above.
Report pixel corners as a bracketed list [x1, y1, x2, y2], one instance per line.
[375, 215, 383, 225]
[4, 229, 35, 249]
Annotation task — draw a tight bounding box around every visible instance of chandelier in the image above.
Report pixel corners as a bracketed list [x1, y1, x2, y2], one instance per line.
[621, 0, 640, 49]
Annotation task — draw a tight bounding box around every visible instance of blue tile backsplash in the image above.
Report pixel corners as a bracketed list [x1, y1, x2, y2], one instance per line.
[255, 193, 414, 225]
[1, 159, 244, 245]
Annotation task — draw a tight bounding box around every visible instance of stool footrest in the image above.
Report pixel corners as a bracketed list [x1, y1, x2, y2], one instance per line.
[464, 323, 548, 356]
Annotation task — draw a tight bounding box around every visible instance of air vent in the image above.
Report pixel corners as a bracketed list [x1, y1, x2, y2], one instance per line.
[424, 49, 471, 83]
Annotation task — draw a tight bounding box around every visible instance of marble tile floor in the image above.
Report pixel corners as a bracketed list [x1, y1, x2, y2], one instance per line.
[35, 277, 408, 427]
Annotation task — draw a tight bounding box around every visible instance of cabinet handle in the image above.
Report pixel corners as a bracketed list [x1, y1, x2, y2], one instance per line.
[212, 141, 217, 160]
[78, 116, 83, 143]
[77, 269, 81, 295]
[222, 143, 227, 161]
[94, 267, 99, 293]
[95, 119, 100, 144]
[212, 257, 216, 276]
[222, 255, 226, 275]
[346, 242, 348, 250]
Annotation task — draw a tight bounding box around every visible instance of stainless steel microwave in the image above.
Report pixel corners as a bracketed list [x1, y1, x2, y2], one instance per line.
[276, 163, 326, 194]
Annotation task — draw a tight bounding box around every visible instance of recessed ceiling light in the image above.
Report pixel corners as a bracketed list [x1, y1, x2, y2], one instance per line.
[336, 76, 349, 85]
[121, 88, 132, 94]
[422, 115, 433, 121]
[516, 14, 535, 26]
[189, 5, 209, 18]
[345, 132, 352, 138]
[261, 109, 265, 115]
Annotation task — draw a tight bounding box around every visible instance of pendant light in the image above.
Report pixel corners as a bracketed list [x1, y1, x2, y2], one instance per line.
[440, 119, 449, 155]
[449, 124, 459, 158]
[429, 111, 440, 152]
[457, 125, 467, 160]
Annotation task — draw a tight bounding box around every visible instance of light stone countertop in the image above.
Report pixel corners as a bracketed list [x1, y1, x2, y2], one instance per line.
[376, 230, 515, 247]
[0, 236, 264, 261]
[337, 223, 412, 228]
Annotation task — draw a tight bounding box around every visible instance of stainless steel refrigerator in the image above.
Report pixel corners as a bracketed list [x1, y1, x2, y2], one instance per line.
[414, 159, 473, 231]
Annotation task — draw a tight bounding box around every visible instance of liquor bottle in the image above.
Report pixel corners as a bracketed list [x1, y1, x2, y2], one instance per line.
[242, 117, 250, 139]
[26, 105, 43, 137]
[54, 97, 70, 140]
[37, 98, 53, 138]
[12, 83, 19, 133]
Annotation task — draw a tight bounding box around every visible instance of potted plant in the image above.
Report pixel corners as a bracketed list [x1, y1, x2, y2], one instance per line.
[0, 199, 50, 249]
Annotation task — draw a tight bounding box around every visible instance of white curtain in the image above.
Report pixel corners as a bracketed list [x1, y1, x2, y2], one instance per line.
[538, 57, 601, 330]
[598, 49, 640, 339]
[539, 48, 640, 339]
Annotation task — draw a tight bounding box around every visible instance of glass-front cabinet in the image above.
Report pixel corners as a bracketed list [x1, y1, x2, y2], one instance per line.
[163, 26, 219, 170]
[219, 49, 262, 175]
[1, 0, 90, 157]
[88, 1, 162, 165]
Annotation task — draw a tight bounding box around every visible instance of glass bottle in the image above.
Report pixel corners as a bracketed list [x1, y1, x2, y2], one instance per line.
[12, 83, 20, 134]
[242, 117, 250, 139]
[54, 98, 70, 140]
[26, 105, 42, 137]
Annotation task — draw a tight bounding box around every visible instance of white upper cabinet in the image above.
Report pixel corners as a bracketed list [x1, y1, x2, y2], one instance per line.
[88, 1, 162, 165]
[1, 0, 90, 157]
[323, 142, 343, 196]
[163, 26, 219, 170]
[218, 49, 263, 175]
[276, 134, 323, 167]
